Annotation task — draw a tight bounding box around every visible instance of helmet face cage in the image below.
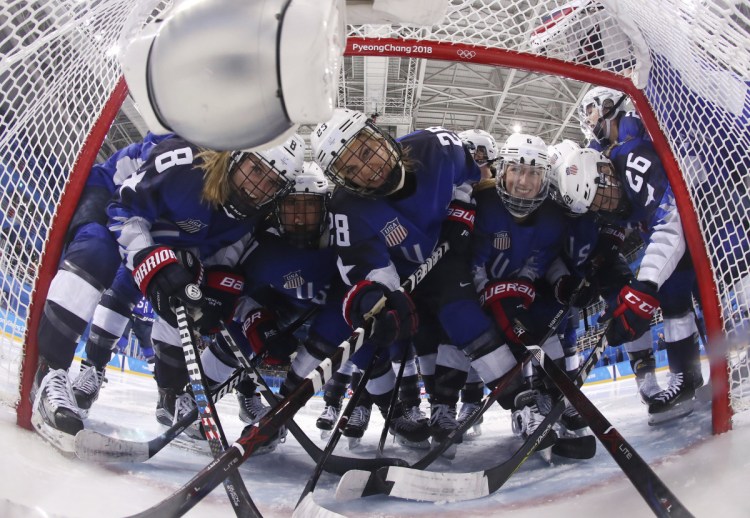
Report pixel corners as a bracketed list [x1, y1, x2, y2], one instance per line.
[578, 87, 627, 143]
[326, 122, 404, 198]
[226, 152, 293, 219]
[590, 161, 625, 216]
[276, 192, 328, 249]
[459, 129, 498, 165]
[495, 134, 550, 218]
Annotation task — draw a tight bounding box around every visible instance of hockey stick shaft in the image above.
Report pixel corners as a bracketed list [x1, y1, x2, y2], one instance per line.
[128, 242, 449, 517]
[376, 346, 409, 456]
[523, 336, 693, 517]
[297, 350, 381, 506]
[175, 305, 261, 518]
[217, 324, 407, 475]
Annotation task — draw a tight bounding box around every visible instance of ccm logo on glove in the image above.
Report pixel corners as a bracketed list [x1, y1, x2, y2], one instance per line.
[621, 291, 658, 318]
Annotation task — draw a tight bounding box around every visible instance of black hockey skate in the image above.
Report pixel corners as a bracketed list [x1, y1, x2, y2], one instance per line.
[155, 387, 205, 440]
[387, 403, 430, 450]
[648, 371, 696, 425]
[72, 359, 106, 418]
[343, 405, 371, 449]
[30, 361, 83, 455]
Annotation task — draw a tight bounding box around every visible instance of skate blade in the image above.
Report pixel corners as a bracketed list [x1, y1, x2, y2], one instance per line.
[320, 429, 332, 440]
[31, 412, 76, 457]
[537, 446, 553, 464]
[462, 425, 482, 441]
[347, 437, 362, 450]
[429, 439, 457, 460]
[648, 400, 696, 426]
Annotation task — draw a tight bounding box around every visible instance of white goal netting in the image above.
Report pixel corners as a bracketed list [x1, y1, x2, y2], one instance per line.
[1, 0, 748, 433]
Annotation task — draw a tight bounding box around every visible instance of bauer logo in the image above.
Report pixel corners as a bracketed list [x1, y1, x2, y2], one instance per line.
[493, 231, 511, 250]
[380, 218, 408, 247]
[282, 270, 305, 289]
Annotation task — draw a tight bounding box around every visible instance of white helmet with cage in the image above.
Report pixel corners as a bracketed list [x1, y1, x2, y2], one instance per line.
[547, 139, 582, 211]
[556, 147, 616, 214]
[276, 160, 330, 248]
[223, 133, 305, 219]
[578, 86, 632, 143]
[310, 108, 404, 198]
[458, 129, 498, 164]
[496, 133, 550, 218]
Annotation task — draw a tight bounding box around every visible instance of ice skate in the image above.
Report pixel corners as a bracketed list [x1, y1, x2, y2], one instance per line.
[316, 402, 341, 440]
[155, 387, 205, 440]
[511, 389, 557, 461]
[30, 362, 83, 455]
[635, 371, 662, 405]
[343, 405, 371, 450]
[237, 392, 270, 425]
[457, 401, 483, 439]
[387, 404, 430, 450]
[648, 372, 696, 425]
[72, 359, 106, 418]
[558, 400, 588, 437]
[429, 403, 461, 459]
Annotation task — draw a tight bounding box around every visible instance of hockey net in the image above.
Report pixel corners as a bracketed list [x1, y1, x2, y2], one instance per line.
[1, 0, 748, 435]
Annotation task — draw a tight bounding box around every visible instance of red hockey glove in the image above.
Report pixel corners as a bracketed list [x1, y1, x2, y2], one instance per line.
[481, 279, 535, 345]
[242, 308, 299, 365]
[343, 281, 418, 348]
[440, 200, 476, 254]
[195, 267, 244, 334]
[603, 279, 659, 345]
[132, 246, 204, 327]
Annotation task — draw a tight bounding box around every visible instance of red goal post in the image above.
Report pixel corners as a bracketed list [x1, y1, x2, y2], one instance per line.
[3, 0, 748, 437]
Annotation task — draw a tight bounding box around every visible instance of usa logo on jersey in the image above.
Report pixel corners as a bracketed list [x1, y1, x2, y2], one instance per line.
[176, 218, 208, 233]
[283, 270, 305, 289]
[493, 231, 511, 250]
[380, 218, 408, 247]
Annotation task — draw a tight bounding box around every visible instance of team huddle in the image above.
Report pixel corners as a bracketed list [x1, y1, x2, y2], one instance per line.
[29, 86, 705, 464]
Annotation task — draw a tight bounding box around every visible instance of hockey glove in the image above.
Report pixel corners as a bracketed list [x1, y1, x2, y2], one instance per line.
[481, 279, 535, 345]
[602, 279, 659, 345]
[440, 200, 476, 254]
[343, 281, 418, 348]
[242, 308, 299, 365]
[195, 267, 245, 334]
[554, 275, 600, 308]
[133, 246, 204, 327]
[584, 224, 626, 279]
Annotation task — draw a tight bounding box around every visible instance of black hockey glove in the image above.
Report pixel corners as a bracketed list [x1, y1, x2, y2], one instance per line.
[195, 266, 245, 334]
[602, 279, 659, 345]
[440, 200, 476, 254]
[554, 275, 601, 308]
[343, 281, 418, 348]
[133, 246, 204, 327]
[481, 279, 535, 346]
[584, 224, 626, 279]
[243, 308, 299, 366]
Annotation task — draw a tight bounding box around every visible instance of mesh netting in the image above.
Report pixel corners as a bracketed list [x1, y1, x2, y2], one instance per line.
[1, 0, 748, 429]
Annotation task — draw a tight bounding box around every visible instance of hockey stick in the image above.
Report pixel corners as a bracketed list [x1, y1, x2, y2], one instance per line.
[520, 323, 693, 517]
[175, 304, 261, 518]
[376, 346, 410, 456]
[126, 242, 449, 518]
[296, 349, 382, 507]
[334, 300, 578, 500]
[75, 307, 317, 463]
[74, 366, 246, 462]
[217, 323, 407, 475]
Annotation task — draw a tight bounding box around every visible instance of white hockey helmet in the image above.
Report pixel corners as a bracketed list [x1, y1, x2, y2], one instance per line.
[223, 133, 304, 219]
[496, 134, 550, 218]
[310, 108, 404, 198]
[578, 86, 630, 143]
[556, 147, 621, 214]
[119, 0, 345, 151]
[276, 160, 330, 248]
[458, 129, 498, 164]
[547, 140, 581, 209]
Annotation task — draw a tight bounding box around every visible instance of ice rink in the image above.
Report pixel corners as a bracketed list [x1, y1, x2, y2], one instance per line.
[1, 359, 749, 518]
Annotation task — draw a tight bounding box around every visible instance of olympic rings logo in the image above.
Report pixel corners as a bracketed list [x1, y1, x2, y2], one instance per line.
[457, 49, 476, 59]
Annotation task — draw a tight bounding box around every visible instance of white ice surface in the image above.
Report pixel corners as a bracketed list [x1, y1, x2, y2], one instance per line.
[1, 360, 749, 517]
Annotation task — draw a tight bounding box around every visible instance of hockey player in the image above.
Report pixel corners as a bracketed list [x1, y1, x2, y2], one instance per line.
[311, 109, 492, 447]
[558, 136, 704, 424]
[103, 134, 303, 438]
[459, 129, 498, 179]
[29, 132, 169, 451]
[470, 133, 568, 452]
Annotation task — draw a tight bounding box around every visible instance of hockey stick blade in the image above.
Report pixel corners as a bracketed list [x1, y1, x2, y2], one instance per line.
[551, 435, 596, 460]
